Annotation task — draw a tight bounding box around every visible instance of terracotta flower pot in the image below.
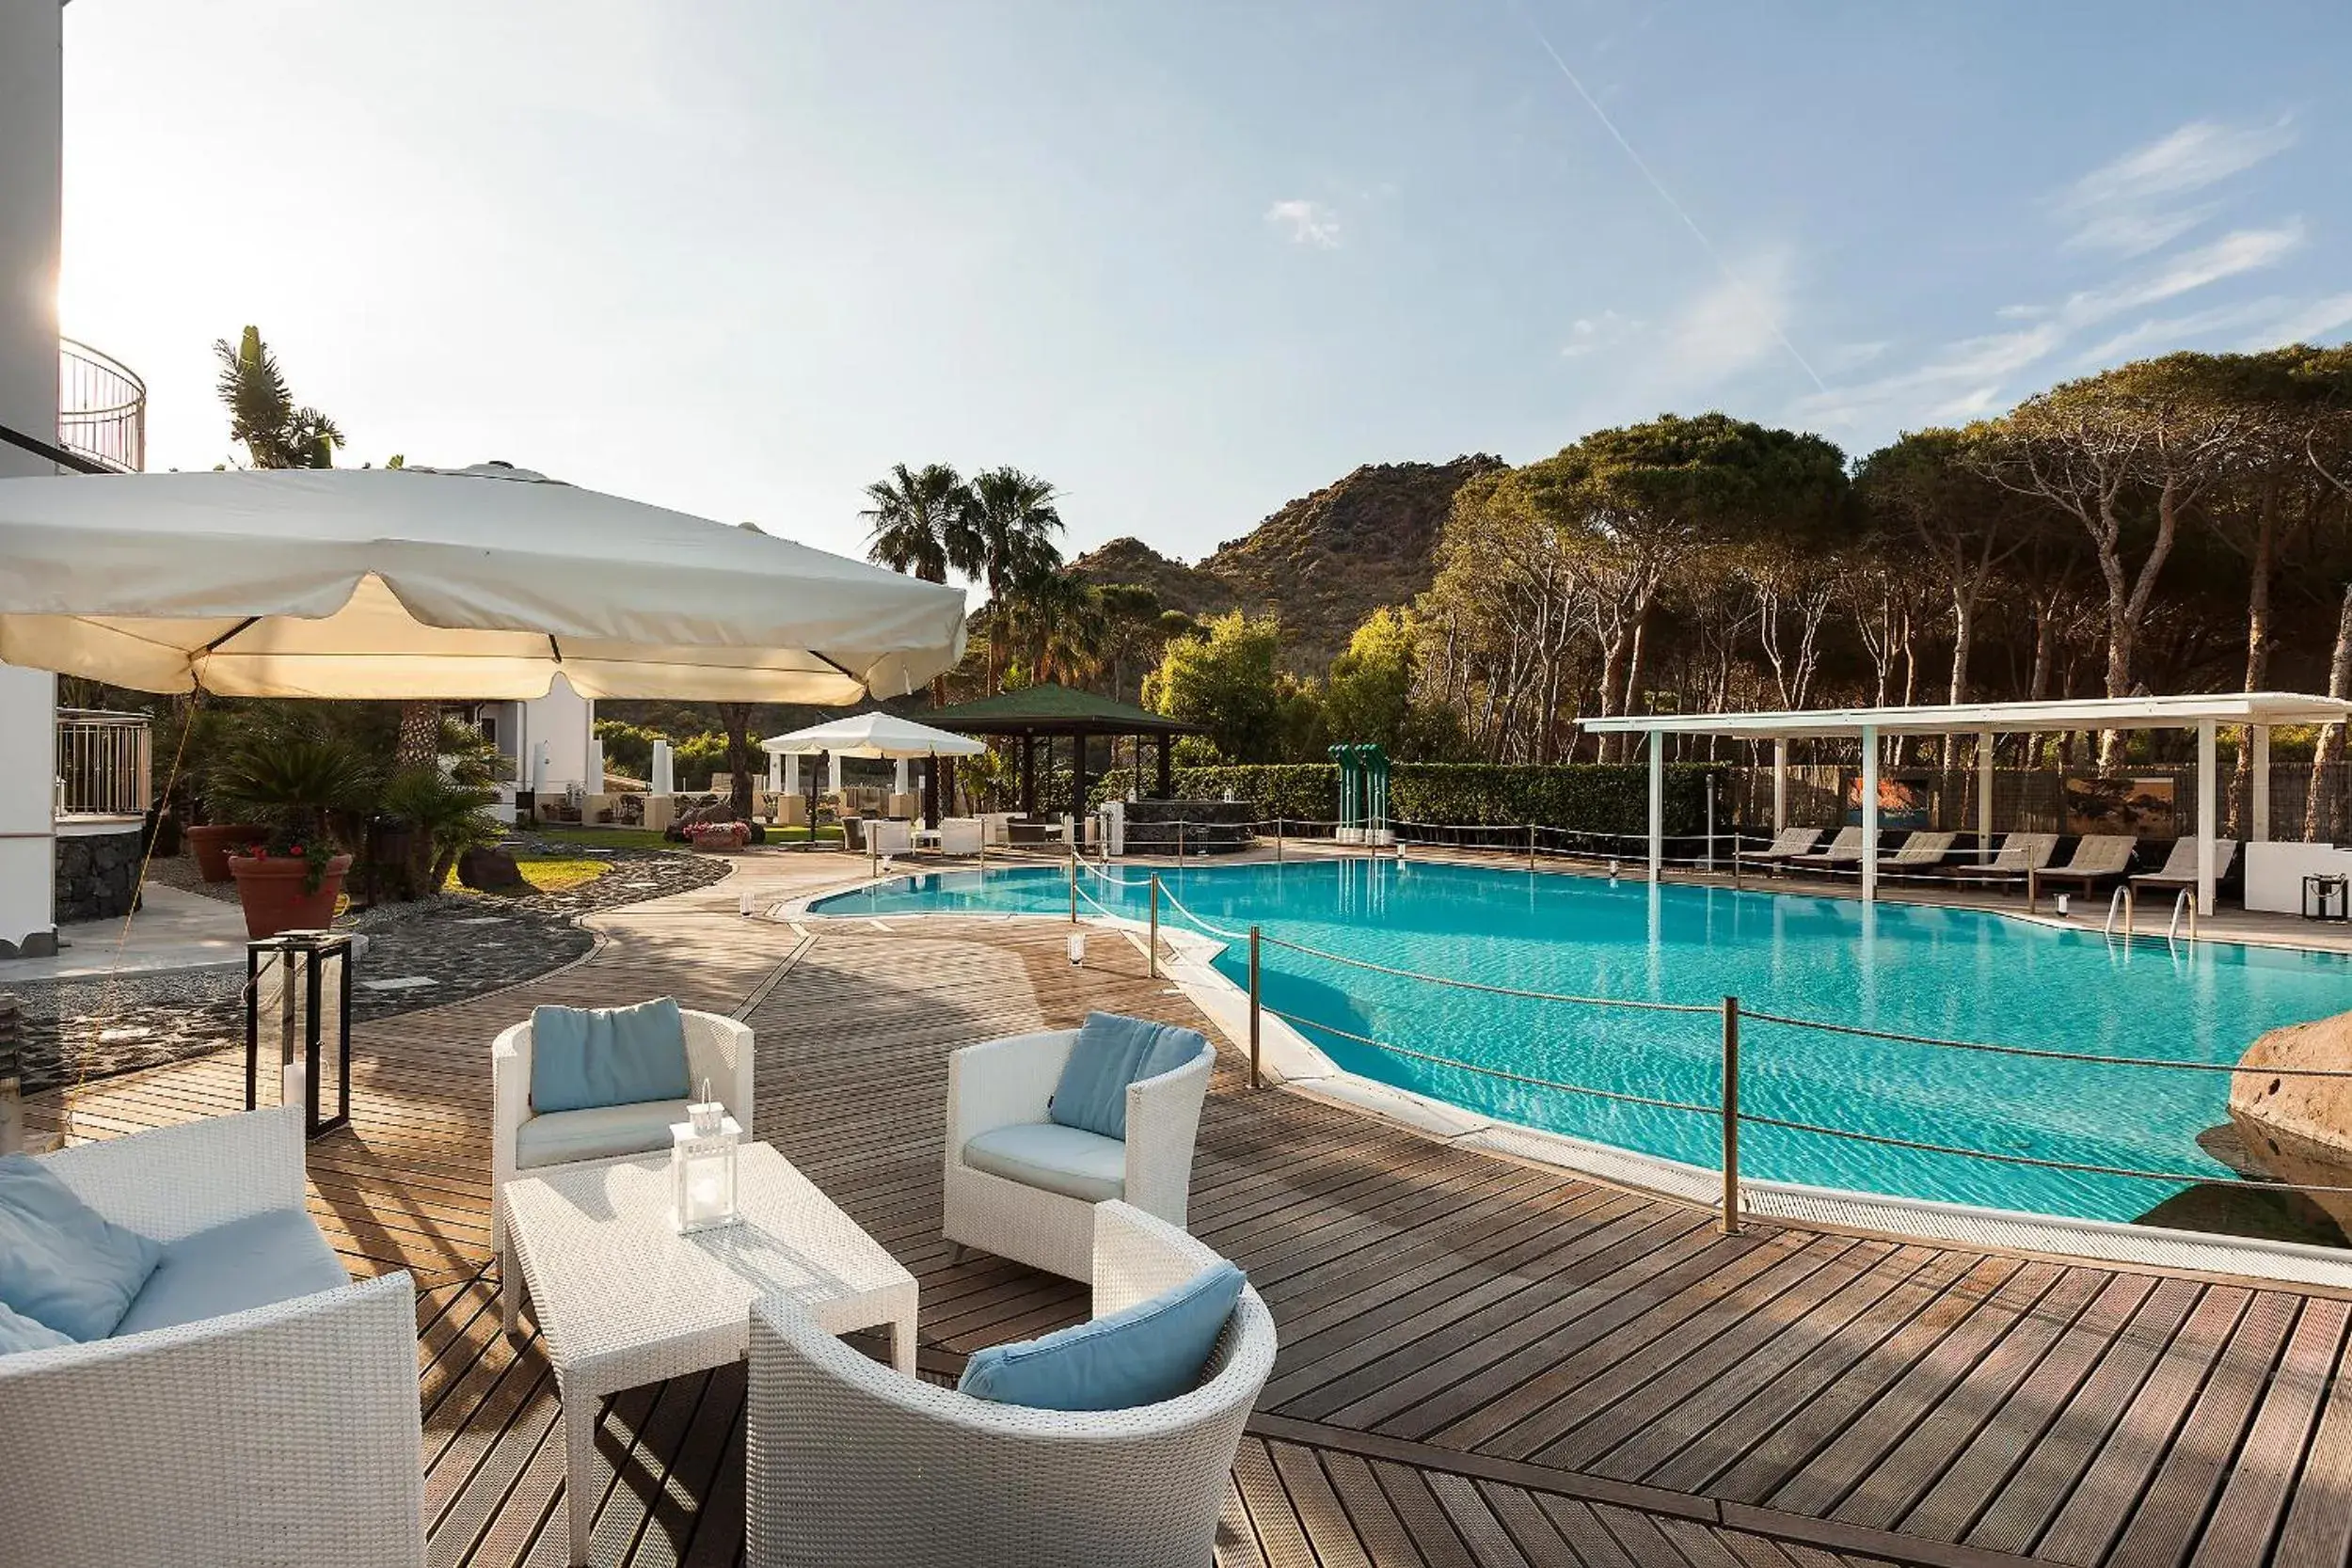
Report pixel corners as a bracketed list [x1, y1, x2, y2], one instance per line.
[228, 853, 353, 940]
[188, 822, 267, 882]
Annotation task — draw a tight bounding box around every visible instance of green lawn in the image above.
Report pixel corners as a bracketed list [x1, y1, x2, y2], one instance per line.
[531, 825, 675, 851]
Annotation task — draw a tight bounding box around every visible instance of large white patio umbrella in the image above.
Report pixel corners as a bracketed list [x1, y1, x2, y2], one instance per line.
[761, 710, 986, 796]
[0, 463, 967, 702]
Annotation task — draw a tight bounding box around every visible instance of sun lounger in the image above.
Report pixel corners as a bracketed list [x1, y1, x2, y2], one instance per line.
[1874, 831, 1959, 875]
[1783, 826, 1867, 871]
[1936, 832, 2060, 882]
[2028, 834, 2139, 896]
[1736, 827, 1824, 866]
[2129, 836, 2237, 892]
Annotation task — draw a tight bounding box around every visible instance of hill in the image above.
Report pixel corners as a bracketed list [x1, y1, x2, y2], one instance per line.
[1072, 453, 1503, 671]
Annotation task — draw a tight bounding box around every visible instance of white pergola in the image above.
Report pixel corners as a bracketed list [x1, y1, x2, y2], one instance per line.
[759, 712, 986, 799]
[1581, 692, 2352, 915]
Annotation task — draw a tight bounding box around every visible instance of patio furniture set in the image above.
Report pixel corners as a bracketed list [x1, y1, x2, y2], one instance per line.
[3, 993, 1266, 1567]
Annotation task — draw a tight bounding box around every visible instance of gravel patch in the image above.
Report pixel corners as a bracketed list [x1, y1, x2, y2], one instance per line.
[6, 845, 728, 1095]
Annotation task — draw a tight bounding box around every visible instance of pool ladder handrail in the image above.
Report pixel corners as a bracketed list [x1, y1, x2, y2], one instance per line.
[2167, 887, 2197, 942]
[2103, 885, 2133, 941]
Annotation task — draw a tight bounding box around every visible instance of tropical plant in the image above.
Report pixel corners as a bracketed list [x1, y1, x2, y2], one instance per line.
[214, 325, 342, 471]
[862, 462, 971, 704]
[955, 467, 1067, 690]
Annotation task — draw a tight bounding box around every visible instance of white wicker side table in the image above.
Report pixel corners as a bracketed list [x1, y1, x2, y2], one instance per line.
[501, 1142, 919, 1565]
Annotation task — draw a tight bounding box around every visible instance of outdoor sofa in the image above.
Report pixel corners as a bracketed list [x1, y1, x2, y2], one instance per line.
[0, 1105, 424, 1567]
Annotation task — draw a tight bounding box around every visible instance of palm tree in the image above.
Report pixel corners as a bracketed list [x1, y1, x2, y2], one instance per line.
[1008, 572, 1109, 687]
[214, 325, 342, 471]
[955, 467, 1066, 692]
[861, 463, 968, 703]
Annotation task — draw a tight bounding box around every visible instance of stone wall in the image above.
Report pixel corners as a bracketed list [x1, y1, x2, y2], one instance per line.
[54, 828, 141, 924]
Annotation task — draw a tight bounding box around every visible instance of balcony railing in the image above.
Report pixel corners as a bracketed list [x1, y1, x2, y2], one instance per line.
[57, 338, 147, 473]
[56, 709, 152, 820]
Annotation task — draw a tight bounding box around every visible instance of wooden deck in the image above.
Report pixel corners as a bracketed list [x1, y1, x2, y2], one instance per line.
[26, 853, 2352, 1568]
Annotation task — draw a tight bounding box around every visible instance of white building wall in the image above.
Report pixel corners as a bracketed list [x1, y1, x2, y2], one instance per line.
[0, 0, 65, 955]
[517, 674, 597, 793]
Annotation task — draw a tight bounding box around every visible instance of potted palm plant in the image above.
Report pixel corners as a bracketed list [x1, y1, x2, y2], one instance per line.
[208, 717, 377, 939]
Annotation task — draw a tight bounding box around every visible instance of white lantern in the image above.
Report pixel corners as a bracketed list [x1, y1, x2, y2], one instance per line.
[1067, 930, 1087, 967]
[670, 1107, 742, 1234]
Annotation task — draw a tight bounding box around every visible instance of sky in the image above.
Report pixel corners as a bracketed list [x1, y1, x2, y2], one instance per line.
[57, 0, 2352, 577]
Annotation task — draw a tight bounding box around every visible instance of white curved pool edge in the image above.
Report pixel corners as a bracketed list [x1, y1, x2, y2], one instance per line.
[776, 887, 2352, 1292]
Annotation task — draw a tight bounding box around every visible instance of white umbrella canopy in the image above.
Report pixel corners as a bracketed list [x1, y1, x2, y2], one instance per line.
[0, 463, 967, 702]
[760, 711, 987, 759]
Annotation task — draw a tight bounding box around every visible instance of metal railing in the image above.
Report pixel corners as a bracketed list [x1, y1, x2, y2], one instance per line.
[57, 338, 147, 474]
[56, 709, 152, 818]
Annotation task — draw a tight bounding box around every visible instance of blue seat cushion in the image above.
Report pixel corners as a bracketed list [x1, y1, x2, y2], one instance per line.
[515, 1099, 691, 1170]
[112, 1209, 348, 1338]
[1048, 1012, 1208, 1141]
[961, 1123, 1126, 1204]
[0, 1299, 72, 1355]
[0, 1154, 163, 1341]
[959, 1260, 1246, 1412]
[530, 997, 691, 1115]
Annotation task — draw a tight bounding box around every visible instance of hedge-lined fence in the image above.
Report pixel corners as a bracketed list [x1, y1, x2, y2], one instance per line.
[1088, 762, 1727, 839]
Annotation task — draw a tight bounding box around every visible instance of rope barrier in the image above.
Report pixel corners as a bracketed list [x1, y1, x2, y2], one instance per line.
[1741, 1009, 2352, 1080]
[1259, 1006, 1722, 1117]
[1733, 1109, 2352, 1196]
[1255, 932, 1717, 1014]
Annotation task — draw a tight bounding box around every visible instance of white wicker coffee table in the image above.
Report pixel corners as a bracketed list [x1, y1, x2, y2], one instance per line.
[500, 1142, 918, 1565]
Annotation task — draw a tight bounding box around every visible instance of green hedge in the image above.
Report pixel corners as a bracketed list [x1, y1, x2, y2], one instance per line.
[1089, 762, 1724, 836]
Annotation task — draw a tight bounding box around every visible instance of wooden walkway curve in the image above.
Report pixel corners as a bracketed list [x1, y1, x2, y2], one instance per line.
[25, 853, 2352, 1567]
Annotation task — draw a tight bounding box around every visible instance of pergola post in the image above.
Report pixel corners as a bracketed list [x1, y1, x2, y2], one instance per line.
[766, 750, 782, 795]
[893, 758, 909, 797]
[1157, 731, 1172, 800]
[2251, 724, 2271, 842]
[1071, 732, 1089, 843]
[1860, 724, 1881, 903]
[1646, 729, 1664, 883]
[784, 752, 800, 798]
[2197, 719, 2217, 917]
[922, 754, 940, 828]
[1772, 738, 1788, 833]
[1978, 730, 1995, 862]
[1020, 734, 1036, 816]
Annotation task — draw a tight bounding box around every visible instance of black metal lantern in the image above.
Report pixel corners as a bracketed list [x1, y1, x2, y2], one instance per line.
[245, 930, 354, 1137]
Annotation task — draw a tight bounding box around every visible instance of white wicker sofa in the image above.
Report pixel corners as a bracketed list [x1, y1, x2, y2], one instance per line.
[944, 1026, 1216, 1282]
[746, 1201, 1275, 1568]
[491, 1006, 753, 1323]
[0, 1105, 424, 1567]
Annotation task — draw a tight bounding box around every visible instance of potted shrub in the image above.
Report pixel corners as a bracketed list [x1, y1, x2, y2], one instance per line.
[228, 832, 354, 939]
[208, 718, 376, 939]
[187, 819, 266, 881]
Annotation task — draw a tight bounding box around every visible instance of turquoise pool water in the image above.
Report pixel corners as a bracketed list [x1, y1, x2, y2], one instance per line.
[813, 860, 2352, 1225]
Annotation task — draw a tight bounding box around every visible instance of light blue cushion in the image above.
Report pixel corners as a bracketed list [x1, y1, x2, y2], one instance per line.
[961, 1122, 1126, 1203]
[112, 1209, 348, 1338]
[0, 1154, 163, 1341]
[0, 1299, 72, 1354]
[959, 1260, 1246, 1412]
[529, 997, 691, 1114]
[1048, 1012, 1207, 1140]
[516, 1098, 692, 1170]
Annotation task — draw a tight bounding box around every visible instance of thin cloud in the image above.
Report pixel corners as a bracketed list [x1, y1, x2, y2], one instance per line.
[2246, 292, 2352, 349]
[1657, 253, 1798, 386]
[2058, 117, 2296, 256]
[2071, 297, 2287, 368]
[1264, 198, 1341, 248]
[2055, 222, 2303, 325]
[1560, 309, 1636, 358]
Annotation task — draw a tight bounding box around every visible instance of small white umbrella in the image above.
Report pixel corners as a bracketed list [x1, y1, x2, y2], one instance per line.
[759, 711, 988, 759]
[0, 463, 966, 702]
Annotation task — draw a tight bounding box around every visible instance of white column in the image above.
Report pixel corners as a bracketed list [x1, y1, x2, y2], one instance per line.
[531, 740, 549, 797]
[1772, 737, 1789, 833]
[650, 738, 674, 796]
[784, 753, 800, 796]
[1646, 729, 1664, 883]
[1978, 730, 1995, 863]
[1860, 724, 1881, 903]
[2197, 719, 2217, 917]
[2250, 725, 2271, 843]
[893, 758, 909, 795]
[766, 750, 782, 794]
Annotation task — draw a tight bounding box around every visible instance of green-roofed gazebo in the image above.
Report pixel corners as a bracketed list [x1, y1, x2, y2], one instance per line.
[927, 682, 1201, 817]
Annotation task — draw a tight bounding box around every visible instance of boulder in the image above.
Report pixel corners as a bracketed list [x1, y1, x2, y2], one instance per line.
[457, 847, 529, 892]
[2232, 1010, 2352, 1158]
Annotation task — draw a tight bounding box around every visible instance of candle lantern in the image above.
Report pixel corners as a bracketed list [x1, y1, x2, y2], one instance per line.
[245, 930, 353, 1137]
[670, 1104, 742, 1234]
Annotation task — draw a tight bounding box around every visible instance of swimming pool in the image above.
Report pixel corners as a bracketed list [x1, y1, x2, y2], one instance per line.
[812, 859, 2352, 1226]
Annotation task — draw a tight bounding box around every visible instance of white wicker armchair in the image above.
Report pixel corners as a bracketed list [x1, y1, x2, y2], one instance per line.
[491, 1006, 754, 1325]
[0, 1106, 424, 1568]
[944, 1027, 1216, 1282]
[747, 1201, 1275, 1568]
